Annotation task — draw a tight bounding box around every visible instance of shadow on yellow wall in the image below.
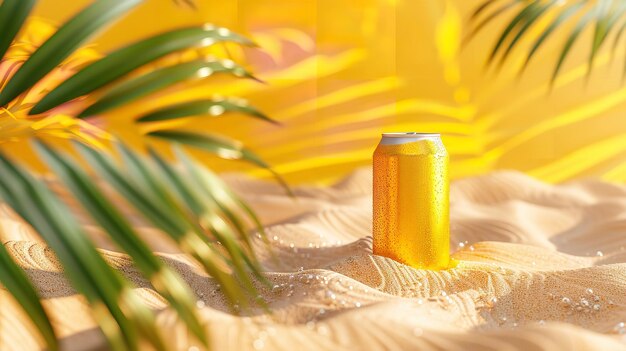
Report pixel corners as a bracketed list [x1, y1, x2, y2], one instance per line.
[33, 0, 626, 184]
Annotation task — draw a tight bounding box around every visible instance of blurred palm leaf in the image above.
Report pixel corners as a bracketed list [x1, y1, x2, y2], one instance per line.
[0, 0, 280, 350]
[468, 0, 626, 82]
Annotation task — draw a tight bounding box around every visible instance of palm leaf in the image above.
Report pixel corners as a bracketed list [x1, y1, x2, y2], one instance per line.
[137, 98, 277, 124]
[0, 241, 57, 351]
[487, 1, 540, 63]
[469, 0, 626, 82]
[522, 2, 585, 70]
[0, 0, 36, 62]
[78, 59, 256, 118]
[30, 26, 254, 114]
[552, 9, 598, 82]
[497, 1, 554, 67]
[34, 140, 209, 348]
[0, 0, 282, 347]
[174, 147, 276, 283]
[0, 152, 165, 351]
[75, 142, 255, 310]
[147, 130, 293, 196]
[0, 0, 141, 107]
[146, 130, 270, 168]
[148, 149, 263, 295]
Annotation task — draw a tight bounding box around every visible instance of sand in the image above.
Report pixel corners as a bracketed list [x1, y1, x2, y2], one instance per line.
[1, 169, 626, 350]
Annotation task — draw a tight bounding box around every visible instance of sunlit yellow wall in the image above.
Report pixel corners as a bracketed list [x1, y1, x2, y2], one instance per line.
[34, 0, 626, 184]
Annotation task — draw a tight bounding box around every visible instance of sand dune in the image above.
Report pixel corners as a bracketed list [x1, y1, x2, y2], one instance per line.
[1, 169, 626, 350]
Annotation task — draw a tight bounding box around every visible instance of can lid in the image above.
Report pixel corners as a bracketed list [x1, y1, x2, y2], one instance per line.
[382, 132, 440, 138]
[380, 132, 440, 145]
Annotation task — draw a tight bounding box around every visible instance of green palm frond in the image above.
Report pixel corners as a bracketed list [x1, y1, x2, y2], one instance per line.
[468, 0, 626, 82]
[0, 141, 266, 350]
[0, 0, 282, 350]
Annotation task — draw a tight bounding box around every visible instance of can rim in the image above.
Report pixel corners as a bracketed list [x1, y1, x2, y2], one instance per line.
[381, 132, 440, 138]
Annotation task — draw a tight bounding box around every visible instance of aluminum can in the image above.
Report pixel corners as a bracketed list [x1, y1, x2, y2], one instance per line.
[373, 132, 449, 269]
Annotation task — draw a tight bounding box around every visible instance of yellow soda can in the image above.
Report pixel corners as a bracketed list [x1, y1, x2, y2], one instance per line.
[373, 132, 450, 269]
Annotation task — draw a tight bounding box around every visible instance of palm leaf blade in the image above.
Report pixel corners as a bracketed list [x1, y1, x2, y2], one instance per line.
[34, 141, 209, 348]
[78, 59, 254, 118]
[148, 149, 263, 295]
[74, 142, 251, 308]
[0, 0, 36, 62]
[0, 153, 145, 351]
[30, 26, 253, 115]
[488, 2, 538, 63]
[137, 98, 276, 124]
[0, 0, 141, 108]
[523, 2, 585, 70]
[148, 130, 292, 195]
[552, 10, 598, 82]
[0, 242, 58, 351]
[498, 1, 553, 66]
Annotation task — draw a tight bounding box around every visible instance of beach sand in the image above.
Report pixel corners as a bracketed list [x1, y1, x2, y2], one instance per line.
[1, 169, 626, 350]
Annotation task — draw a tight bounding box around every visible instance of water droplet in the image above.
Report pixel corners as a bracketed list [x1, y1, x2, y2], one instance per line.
[539, 320, 545, 326]
[222, 59, 235, 68]
[417, 298, 424, 305]
[196, 300, 206, 309]
[272, 236, 278, 241]
[355, 302, 362, 308]
[469, 245, 475, 251]
[317, 324, 329, 335]
[586, 288, 594, 295]
[593, 295, 600, 302]
[197, 67, 213, 78]
[440, 291, 447, 297]
[253, 338, 265, 350]
[593, 304, 601, 311]
[218, 27, 231, 36]
[580, 298, 590, 307]
[596, 251, 603, 257]
[458, 242, 465, 248]
[208, 104, 225, 116]
[561, 297, 571, 306]
[614, 322, 625, 334]
[200, 38, 215, 46]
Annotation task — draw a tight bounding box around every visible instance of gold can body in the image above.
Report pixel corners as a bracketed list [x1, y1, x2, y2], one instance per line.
[373, 133, 449, 269]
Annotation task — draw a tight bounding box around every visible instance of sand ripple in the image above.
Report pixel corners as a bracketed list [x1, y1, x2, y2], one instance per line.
[1, 169, 626, 350]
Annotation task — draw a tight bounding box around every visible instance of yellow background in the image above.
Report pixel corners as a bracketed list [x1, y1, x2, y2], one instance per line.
[33, 0, 626, 184]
